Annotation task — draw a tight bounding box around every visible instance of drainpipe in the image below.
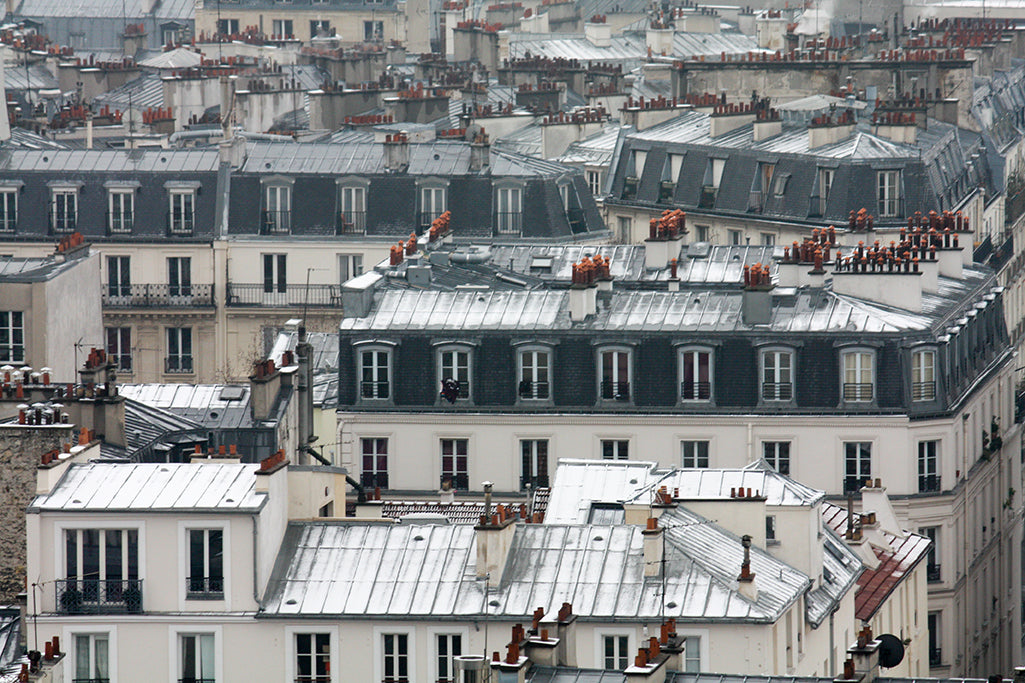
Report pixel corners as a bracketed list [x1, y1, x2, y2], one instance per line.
[251, 514, 263, 610]
[829, 611, 836, 676]
[746, 421, 754, 463]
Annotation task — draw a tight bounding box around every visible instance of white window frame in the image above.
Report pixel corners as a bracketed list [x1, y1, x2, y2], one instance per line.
[439, 437, 470, 490]
[912, 348, 937, 402]
[918, 440, 940, 493]
[419, 183, 448, 226]
[360, 436, 390, 489]
[264, 183, 292, 233]
[762, 440, 791, 475]
[50, 187, 78, 233]
[66, 626, 117, 683]
[818, 168, 834, 215]
[520, 438, 550, 489]
[594, 627, 634, 671]
[841, 348, 875, 403]
[495, 185, 523, 234]
[0, 311, 24, 363]
[680, 440, 710, 468]
[598, 346, 632, 403]
[517, 345, 552, 402]
[373, 627, 414, 683]
[107, 189, 134, 233]
[105, 326, 132, 373]
[678, 346, 713, 403]
[177, 632, 216, 683]
[600, 438, 630, 460]
[271, 18, 294, 36]
[166, 326, 194, 374]
[337, 182, 368, 233]
[843, 441, 872, 493]
[760, 347, 794, 402]
[168, 256, 192, 299]
[178, 519, 230, 608]
[728, 229, 743, 245]
[285, 626, 340, 683]
[587, 169, 603, 196]
[338, 253, 364, 283]
[166, 626, 222, 683]
[677, 630, 708, 674]
[427, 627, 469, 683]
[168, 190, 196, 234]
[0, 187, 18, 231]
[356, 343, 393, 401]
[436, 343, 472, 403]
[877, 169, 901, 217]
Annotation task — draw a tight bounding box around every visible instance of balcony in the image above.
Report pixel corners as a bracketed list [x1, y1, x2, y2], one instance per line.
[186, 576, 224, 600]
[600, 380, 630, 401]
[927, 563, 941, 583]
[337, 211, 366, 235]
[441, 473, 469, 490]
[361, 381, 390, 400]
[495, 212, 522, 235]
[261, 210, 291, 234]
[56, 578, 142, 614]
[165, 356, 194, 374]
[919, 474, 941, 493]
[912, 381, 937, 401]
[103, 284, 215, 309]
[419, 211, 441, 230]
[761, 382, 793, 401]
[929, 648, 942, 667]
[361, 472, 389, 489]
[842, 383, 873, 402]
[50, 217, 77, 234]
[73, 679, 110, 683]
[518, 381, 550, 400]
[0, 216, 14, 233]
[680, 381, 711, 401]
[226, 283, 343, 308]
[295, 678, 331, 683]
[106, 211, 134, 234]
[167, 212, 195, 235]
[178, 679, 215, 683]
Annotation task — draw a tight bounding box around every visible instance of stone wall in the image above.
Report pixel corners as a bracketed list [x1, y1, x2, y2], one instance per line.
[0, 425, 74, 604]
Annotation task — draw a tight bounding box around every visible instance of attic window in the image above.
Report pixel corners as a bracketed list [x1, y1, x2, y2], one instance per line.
[219, 386, 245, 401]
[773, 173, 790, 197]
[588, 503, 625, 524]
[530, 257, 553, 272]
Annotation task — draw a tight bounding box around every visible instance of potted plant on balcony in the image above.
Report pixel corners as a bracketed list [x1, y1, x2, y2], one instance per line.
[60, 585, 82, 614]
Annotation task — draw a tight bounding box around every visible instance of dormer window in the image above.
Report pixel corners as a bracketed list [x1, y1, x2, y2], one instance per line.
[877, 170, 902, 217]
[841, 349, 875, 403]
[357, 344, 393, 400]
[0, 182, 22, 232]
[106, 181, 139, 234]
[679, 347, 712, 402]
[760, 348, 794, 402]
[912, 348, 937, 401]
[437, 344, 472, 402]
[599, 347, 631, 402]
[418, 181, 448, 229]
[495, 185, 523, 235]
[263, 182, 292, 234]
[518, 346, 551, 401]
[166, 181, 199, 234]
[337, 179, 368, 234]
[48, 182, 80, 234]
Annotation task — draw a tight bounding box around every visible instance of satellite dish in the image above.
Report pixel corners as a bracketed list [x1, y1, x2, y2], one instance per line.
[123, 107, 144, 132]
[876, 633, 905, 669]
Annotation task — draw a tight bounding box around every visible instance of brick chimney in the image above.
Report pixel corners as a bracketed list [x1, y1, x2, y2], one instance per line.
[584, 16, 611, 47]
[383, 132, 410, 172]
[476, 482, 518, 587]
[568, 258, 599, 321]
[737, 534, 758, 601]
[249, 359, 286, 421]
[642, 517, 663, 578]
[645, 210, 686, 270]
[469, 129, 490, 172]
[741, 263, 773, 325]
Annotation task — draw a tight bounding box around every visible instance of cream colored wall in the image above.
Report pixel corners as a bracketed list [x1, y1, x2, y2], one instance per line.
[194, 7, 405, 44]
[866, 563, 929, 677]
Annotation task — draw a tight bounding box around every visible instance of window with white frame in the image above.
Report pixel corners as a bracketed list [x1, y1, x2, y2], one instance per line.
[420, 186, 447, 227]
[0, 311, 24, 363]
[603, 635, 629, 670]
[262, 253, 286, 295]
[169, 190, 195, 234]
[264, 185, 291, 233]
[518, 347, 550, 400]
[50, 187, 77, 232]
[435, 633, 462, 683]
[695, 225, 710, 242]
[187, 529, 223, 598]
[338, 253, 363, 283]
[912, 349, 936, 401]
[107, 255, 130, 299]
[520, 439, 549, 489]
[168, 257, 192, 298]
[843, 442, 872, 493]
[761, 348, 794, 401]
[74, 633, 110, 683]
[107, 189, 134, 233]
[817, 168, 834, 216]
[842, 349, 875, 402]
[587, 169, 603, 196]
[599, 348, 631, 401]
[440, 439, 468, 489]
[338, 185, 367, 233]
[683, 636, 701, 673]
[363, 19, 384, 41]
[361, 437, 388, 488]
[0, 188, 18, 231]
[271, 18, 293, 36]
[63, 529, 139, 610]
[360, 347, 391, 400]
[877, 170, 901, 217]
[762, 441, 790, 475]
[601, 439, 629, 460]
[105, 326, 132, 373]
[761, 233, 775, 246]
[766, 515, 777, 542]
[921, 528, 940, 582]
[179, 633, 215, 683]
[680, 441, 709, 468]
[679, 347, 712, 401]
[559, 183, 570, 211]
[437, 346, 471, 401]
[495, 186, 523, 234]
[918, 440, 940, 493]
[728, 229, 743, 245]
[310, 19, 331, 36]
[382, 633, 409, 683]
[296, 633, 331, 683]
[166, 327, 193, 374]
[217, 18, 239, 34]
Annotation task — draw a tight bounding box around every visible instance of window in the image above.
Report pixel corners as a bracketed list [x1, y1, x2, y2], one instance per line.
[338, 254, 364, 282]
[421, 186, 447, 227]
[74, 633, 109, 683]
[187, 529, 223, 598]
[105, 327, 132, 373]
[271, 18, 293, 36]
[603, 635, 629, 670]
[356, 346, 392, 401]
[766, 515, 776, 541]
[761, 349, 793, 401]
[263, 254, 287, 294]
[50, 188, 77, 233]
[264, 185, 291, 234]
[842, 350, 874, 402]
[877, 170, 901, 217]
[435, 634, 461, 683]
[169, 191, 195, 234]
[63, 529, 139, 611]
[361, 438, 388, 488]
[843, 442, 871, 493]
[921, 527, 940, 582]
[108, 190, 134, 233]
[296, 633, 330, 683]
[559, 184, 571, 210]
[168, 257, 192, 298]
[310, 19, 331, 36]
[680, 441, 709, 468]
[760, 233, 775, 246]
[518, 348, 550, 400]
[495, 187, 523, 234]
[107, 255, 130, 300]
[928, 612, 941, 665]
[679, 348, 712, 401]
[912, 349, 936, 401]
[338, 185, 366, 233]
[440, 439, 468, 489]
[695, 225, 710, 242]
[615, 216, 631, 243]
[817, 168, 834, 216]
[364, 20, 384, 41]
[918, 441, 940, 493]
[166, 327, 193, 374]
[762, 441, 790, 475]
[0, 311, 24, 363]
[438, 347, 471, 401]
[587, 170, 603, 196]
[728, 229, 742, 245]
[0, 188, 18, 231]
[162, 25, 181, 45]
[683, 636, 701, 673]
[707, 159, 725, 190]
[759, 163, 775, 194]
[772, 173, 789, 197]
[601, 439, 629, 460]
[217, 18, 239, 34]
[520, 439, 549, 489]
[180, 633, 215, 683]
[600, 348, 631, 401]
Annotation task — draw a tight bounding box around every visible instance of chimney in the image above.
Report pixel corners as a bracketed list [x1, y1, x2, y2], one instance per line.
[752, 110, 782, 142]
[255, 449, 289, 495]
[625, 640, 670, 683]
[384, 132, 410, 172]
[741, 263, 773, 325]
[249, 359, 283, 421]
[709, 101, 757, 138]
[554, 602, 577, 667]
[568, 258, 599, 321]
[584, 17, 611, 47]
[523, 625, 560, 667]
[490, 642, 530, 683]
[476, 482, 518, 587]
[808, 110, 856, 148]
[454, 655, 489, 682]
[642, 517, 663, 578]
[831, 245, 923, 312]
[645, 25, 674, 56]
[872, 111, 917, 145]
[858, 479, 905, 538]
[847, 626, 881, 683]
[645, 210, 687, 269]
[470, 129, 490, 172]
[737, 534, 758, 601]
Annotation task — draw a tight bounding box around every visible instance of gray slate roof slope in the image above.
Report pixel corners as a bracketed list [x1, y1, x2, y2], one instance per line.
[30, 462, 265, 512]
[123, 397, 204, 454]
[261, 510, 807, 622]
[529, 673, 1000, 683]
[119, 383, 255, 429]
[0, 147, 221, 173]
[556, 124, 624, 167]
[804, 529, 862, 627]
[15, 0, 193, 20]
[0, 255, 85, 281]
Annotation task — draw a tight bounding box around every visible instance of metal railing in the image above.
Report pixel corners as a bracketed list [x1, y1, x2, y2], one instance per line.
[440, 473, 468, 490]
[361, 472, 389, 489]
[261, 210, 291, 234]
[337, 211, 366, 234]
[102, 284, 214, 308]
[107, 211, 134, 234]
[419, 212, 441, 230]
[50, 217, 77, 234]
[167, 212, 195, 235]
[440, 380, 469, 399]
[225, 283, 343, 308]
[295, 678, 331, 683]
[918, 474, 941, 493]
[681, 381, 712, 401]
[72, 679, 110, 683]
[520, 474, 549, 490]
[843, 383, 873, 402]
[56, 578, 142, 614]
[927, 564, 941, 583]
[518, 381, 550, 400]
[165, 356, 194, 374]
[912, 381, 936, 401]
[361, 381, 390, 399]
[761, 382, 793, 401]
[0, 216, 15, 232]
[186, 576, 224, 599]
[495, 212, 522, 235]
[178, 678, 216, 683]
[600, 380, 630, 401]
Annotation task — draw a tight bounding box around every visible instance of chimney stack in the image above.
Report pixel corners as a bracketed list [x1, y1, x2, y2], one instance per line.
[569, 258, 599, 321]
[470, 129, 490, 172]
[642, 517, 663, 578]
[737, 534, 757, 601]
[476, 481, 518, 587]
[741, 263, 773, 325]
[645, 210, 686, 270]
[384, 132, 410, 172]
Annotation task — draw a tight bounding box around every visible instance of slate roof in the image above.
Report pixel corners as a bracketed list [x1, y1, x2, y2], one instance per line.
[821, 501, 931, 621]
[0, 253, 91, 281]
[556, 123, 624, 167]
[119, 383, 256, 430]
[261, 505, 808, 622]
[198, 0, 398, 9]
[15, 0, 193, 19]
[508, 30, 763, 66]
[92, 72, 166, 112]
[29, 462, 265, 512]
[123, 397, 204, 455]
[0, 147, 221, 173]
